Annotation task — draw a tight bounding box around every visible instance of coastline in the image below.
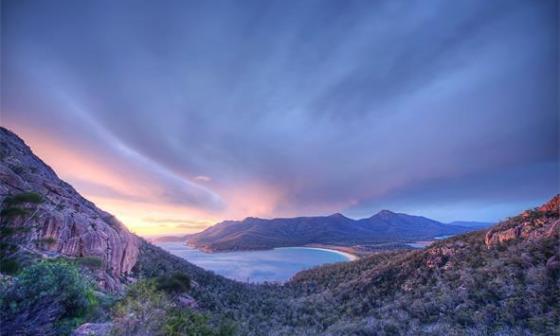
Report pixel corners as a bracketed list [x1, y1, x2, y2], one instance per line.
[180, 241, 360, 261]
[295, 246, 359, 261]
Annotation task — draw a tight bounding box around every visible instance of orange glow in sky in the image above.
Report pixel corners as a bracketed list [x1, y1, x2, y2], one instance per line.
[6, 123, 286, 236]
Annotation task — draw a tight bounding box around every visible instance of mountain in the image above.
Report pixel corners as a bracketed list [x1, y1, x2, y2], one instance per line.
[447, 220, 493, 228]
[0, 127, 139, 291]
[185, 210, 476, 252]
[149, 234, 190, 243]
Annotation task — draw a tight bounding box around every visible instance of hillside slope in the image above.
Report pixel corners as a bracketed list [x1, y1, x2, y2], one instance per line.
[186, 211, 475, 252]
[0, 127, 139, 291]
[0, 127, 247, 335]
[153, 194, 558, 335]
[173, 195, 559, 335]
[283, 195, 559, 335]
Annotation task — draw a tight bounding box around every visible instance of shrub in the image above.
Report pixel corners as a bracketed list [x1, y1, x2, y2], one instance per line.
[0, 207, 27, 220]
[0, 258, 20, 275]
[157, 272, 191, 295]
[112, 279, 170, 335]
[113, 278, 235, 336]
[1, 192, 43, 224]
[36, 237, 57, 246]
[162, 309, 235, 336]
[0, 260, 97, 335]
[3, 192, 43, 206]
[75, 256, 103, 269]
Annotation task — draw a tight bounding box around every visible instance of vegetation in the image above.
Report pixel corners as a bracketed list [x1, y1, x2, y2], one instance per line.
[285, 230, 559, 335]
[75, 256, 104, 269]
[0, 260, 98, 336]
[3, 191, 43, 207]
[131, 202, 559, 335]
[0, 206, 557, 335]
[112, 278, 234, 336]
[0, 192, 44, 275]
[157, 272, 192, 295]
[162, 309, 236, 336]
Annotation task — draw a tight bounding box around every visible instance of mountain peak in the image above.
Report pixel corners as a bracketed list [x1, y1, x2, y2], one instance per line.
[375, 209, 397, 217]
[329, 212, 349, 219]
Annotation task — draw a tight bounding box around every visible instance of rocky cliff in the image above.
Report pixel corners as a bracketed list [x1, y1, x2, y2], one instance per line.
[485, 195, 559, 248]
[0, 127, 139, 291]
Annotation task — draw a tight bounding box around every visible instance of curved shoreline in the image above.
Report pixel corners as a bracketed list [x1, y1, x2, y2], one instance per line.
[285, 246, 358, 261]
[183, 242, 360, 261]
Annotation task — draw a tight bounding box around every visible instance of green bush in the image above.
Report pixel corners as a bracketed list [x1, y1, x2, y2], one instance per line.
[75, 256, 103, 269]
[36, 237, 57, 246]
[157, 272, 192, 295]
[112, 280, 169, 335]
[113, 279, 235, 336]
[3, 192, 43, 206]
[0, 260, 97, 335]
[0, 207, 27, 220]
[162, 309, 235, 336]
[0, 258, 20, 275]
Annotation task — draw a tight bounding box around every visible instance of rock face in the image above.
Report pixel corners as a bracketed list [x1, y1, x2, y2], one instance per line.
[485, 195, 559, 248]
[0, 127, 139, 291]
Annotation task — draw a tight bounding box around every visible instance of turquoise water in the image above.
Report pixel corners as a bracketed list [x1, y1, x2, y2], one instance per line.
[156, 242, 351, 283]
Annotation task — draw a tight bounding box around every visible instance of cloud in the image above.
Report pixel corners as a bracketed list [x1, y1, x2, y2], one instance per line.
[2, 0, 557, 228]
[143, 217, 211, 230]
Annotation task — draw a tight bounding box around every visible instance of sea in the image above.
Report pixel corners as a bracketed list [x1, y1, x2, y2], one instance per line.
[156, 242, 353, 283]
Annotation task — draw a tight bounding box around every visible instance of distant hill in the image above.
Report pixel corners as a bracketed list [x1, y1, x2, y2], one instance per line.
[185, 210, 478, 252]
[149, 235, 189, 243]
[446, 220, 493, 228]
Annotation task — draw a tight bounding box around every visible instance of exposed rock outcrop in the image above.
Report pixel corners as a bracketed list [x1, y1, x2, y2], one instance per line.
[0, 127, 139, 291]
[485, 195, 559, 248]
[176, 293, 198, 308]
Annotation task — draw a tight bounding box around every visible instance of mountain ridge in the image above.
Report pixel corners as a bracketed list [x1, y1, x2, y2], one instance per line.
[184, 209, 479, 252]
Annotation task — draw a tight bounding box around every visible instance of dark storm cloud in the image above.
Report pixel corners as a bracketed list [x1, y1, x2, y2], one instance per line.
[1, 0, 558, 221]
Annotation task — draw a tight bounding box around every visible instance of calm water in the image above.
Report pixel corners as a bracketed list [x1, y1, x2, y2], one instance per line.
[156, 242, 351, 283]
[406, 235, 454, 248]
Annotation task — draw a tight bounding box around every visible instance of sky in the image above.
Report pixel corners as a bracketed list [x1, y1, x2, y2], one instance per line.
[1, 0, 558, 236]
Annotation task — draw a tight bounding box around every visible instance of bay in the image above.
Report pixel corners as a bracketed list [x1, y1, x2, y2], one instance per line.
[156, 242, 352, 283]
